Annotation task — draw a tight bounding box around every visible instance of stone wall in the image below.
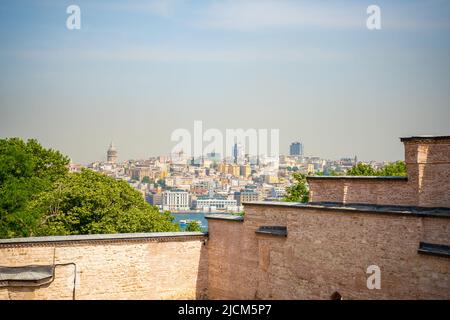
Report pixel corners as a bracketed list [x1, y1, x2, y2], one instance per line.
[207, 204, 450, 300]
[0, 233, 208, 300]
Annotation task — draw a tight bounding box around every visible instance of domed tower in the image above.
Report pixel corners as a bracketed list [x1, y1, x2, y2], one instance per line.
[107, 142, 118, 164]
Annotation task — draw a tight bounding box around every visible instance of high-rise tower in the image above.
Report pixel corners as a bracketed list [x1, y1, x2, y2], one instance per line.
[289, 141, 303, 156]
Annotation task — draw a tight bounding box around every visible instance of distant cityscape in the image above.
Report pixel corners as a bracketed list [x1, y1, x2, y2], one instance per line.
[68, 141, 394, 214]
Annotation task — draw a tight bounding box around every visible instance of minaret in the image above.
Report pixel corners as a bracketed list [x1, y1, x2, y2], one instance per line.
[107, 142, 118, 164]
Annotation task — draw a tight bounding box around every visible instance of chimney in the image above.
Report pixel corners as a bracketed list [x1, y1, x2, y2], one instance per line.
[401, 136, 450, 208]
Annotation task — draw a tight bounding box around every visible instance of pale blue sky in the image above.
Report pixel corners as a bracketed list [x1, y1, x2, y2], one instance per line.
[1, 0, 449, 163]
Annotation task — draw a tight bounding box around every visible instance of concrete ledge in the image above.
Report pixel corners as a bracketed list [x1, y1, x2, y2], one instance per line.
[0, 232, 207, 247]
[243, 201, 450, 218]
[307, 176, 408, 181]
[400, 135, 450, 142]
[418, 242, 450, 258]
[205, 214, 244, 222]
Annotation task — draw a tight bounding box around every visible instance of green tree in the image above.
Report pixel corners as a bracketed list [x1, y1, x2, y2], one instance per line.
[346, 163, 377, 176]
[346, 161, 407, 177]
[31, 169, 180, 236]
[284, 173, 309, 203]
[185, 221, 202, 232]
[0, 138, 69, 238]
[156, 179, 166, 188]
[327, 169, 342, 176]
[141, 176, 153, 184]
[378, 161, 407, 176]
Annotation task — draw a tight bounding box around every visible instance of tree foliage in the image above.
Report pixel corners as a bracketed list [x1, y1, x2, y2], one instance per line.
[155, 179, 166, 188]
[284, 173, 309, 203]
[378, 161, 407, 176]
[346, 163, 377, 176]
[0, 138, 69, 238]
[280, 160, 407, 204]
[185, 221, 202, 232]
[141, 176, 153, 184]
[31, 169, 180, 235]
[346, 161, 407, 177]
[0, 138, 179, 238]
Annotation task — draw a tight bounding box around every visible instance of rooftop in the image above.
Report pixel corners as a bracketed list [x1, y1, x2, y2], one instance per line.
[205, 214, 244, 221]
[0, 232, 206, 246]
[400, 135, 450, 142]
[307, 176, 407, 181]
[243, 201, 450, 219]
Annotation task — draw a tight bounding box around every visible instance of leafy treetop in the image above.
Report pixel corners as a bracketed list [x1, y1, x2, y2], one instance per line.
[0, 138, 179, 238]
[185, 221, 202, 232]
[284, 173, 309, 203]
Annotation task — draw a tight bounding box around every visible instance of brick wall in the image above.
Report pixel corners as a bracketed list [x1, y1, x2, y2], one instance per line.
[1, 208, 449, 300]
[207, 204, 450, 300]
[308, 136, 450, 208]
[0, 233, 208, 300]
[308, 178, 413, 206]
[404, 138, 450, 208]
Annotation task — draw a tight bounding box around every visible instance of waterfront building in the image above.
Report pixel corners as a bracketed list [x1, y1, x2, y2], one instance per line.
[147, 192, 162, 206]
[161, 190, 190, 211]
[194, 197, 238, 212]
[234, 188, 262, 206]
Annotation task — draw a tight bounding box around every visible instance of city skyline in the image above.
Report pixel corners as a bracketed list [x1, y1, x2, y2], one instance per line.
[92, 139, 359, 165]
[1, 0, 450, 163]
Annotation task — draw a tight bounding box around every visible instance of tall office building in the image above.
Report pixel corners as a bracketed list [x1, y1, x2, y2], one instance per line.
[232, 143, 239, 164]
[289, 142, 303, 156]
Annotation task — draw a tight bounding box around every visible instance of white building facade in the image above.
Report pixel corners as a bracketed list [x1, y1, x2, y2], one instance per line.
[195, 198, 239, 212]
[161, 191, 190, 211]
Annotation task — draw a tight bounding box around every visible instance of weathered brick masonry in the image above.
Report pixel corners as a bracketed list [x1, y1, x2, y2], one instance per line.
[0, 233, 208, 300]
[207, 136, 450, 299]
[308, 136, 450, 207]
[1, 136, 449, 300]
[207, 204, 450, 299]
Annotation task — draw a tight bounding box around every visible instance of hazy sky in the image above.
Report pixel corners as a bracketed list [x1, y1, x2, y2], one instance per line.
[1, 0, 449, 164]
